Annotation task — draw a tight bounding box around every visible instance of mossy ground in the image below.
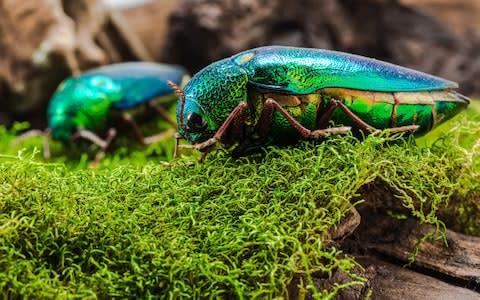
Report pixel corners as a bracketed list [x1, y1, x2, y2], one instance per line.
[0, 102, 479, 299]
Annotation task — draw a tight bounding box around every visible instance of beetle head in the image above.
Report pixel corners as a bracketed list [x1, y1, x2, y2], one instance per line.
[47, 75, 122, 141]
[174, 59, 248, 145]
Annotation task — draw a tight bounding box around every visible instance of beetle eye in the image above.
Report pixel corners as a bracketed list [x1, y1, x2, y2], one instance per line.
[186, 112, 207, 132]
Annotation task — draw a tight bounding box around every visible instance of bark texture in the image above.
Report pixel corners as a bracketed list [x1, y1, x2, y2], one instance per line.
[0, 0, 150, 126]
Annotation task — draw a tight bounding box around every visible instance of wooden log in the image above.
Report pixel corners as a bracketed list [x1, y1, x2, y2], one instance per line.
[288, 253, 480, 299]
[117, 0, 181, 61]
[329, 206, 361, 242]
[0, 0, 152, 127]
[356, 255, 480, 300]
[348, 210, 480, 286]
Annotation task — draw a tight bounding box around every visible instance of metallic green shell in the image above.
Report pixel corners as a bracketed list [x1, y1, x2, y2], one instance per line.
[48, 63, 186, 141]
[232, 46, 457, 93]
[47, 76, 121, 141]
[178, 46, 468, 146]
[84, 63, 187, 109]
[178, 59, 248, 143]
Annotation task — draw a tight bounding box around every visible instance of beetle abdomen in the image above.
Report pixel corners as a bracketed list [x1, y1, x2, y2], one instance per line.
[320, 88, 469, 134]
[248, 87, 469, 143]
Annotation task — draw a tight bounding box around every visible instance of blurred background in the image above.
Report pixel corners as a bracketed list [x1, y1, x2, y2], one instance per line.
[0, 0, 479, 128]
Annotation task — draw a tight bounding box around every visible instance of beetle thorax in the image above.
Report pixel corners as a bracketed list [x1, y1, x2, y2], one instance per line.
[177, 59, 249, 144]
[47, 76, 121, 141]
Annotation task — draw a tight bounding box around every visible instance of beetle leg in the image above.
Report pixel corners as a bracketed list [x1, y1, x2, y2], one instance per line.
[72, 129, 111, 149]
[173, 133, 182, 158]
[71, 128, 117, 166]
[256, 98, 274, 137]
[317, 99, 377, 132]
[258, 98, 351, 139]
[143, 129, 176, 145]
[193, 102, 249, 152]
[145, 102, 178, 129]
[12, 129, 52, 160]
[43, 128, 52, 160]
[91, 128, 117, 168]
[121, 113, 174, 146]
[317, 99, 419, 133]
[12, 129, 45, 144]
[121, 113, 147, 145]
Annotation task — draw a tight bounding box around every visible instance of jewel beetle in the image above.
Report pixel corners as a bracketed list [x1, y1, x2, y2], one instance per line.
[169, 46, 469, 155]
[15, 62, 188, 163]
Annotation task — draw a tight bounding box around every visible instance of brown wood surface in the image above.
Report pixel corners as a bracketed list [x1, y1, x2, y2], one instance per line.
[357, 255, 480, 300]
[348, 210, 480, 284]
[400, 0, 480, 34]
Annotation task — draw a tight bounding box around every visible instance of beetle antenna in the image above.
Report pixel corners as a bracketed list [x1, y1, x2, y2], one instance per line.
[167, 80, 186, 128]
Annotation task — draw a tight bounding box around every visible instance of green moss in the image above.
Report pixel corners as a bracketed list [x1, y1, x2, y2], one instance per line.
[0, 102, 479, 298]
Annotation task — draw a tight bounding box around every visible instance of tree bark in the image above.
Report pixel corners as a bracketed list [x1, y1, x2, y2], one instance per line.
[346, 210, 480, 287]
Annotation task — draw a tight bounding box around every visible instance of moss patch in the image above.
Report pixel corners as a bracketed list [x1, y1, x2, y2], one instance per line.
[0, 102, 479, 298]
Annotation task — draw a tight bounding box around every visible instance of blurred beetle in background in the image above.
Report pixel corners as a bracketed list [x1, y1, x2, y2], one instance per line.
[15, 62, 189, 164]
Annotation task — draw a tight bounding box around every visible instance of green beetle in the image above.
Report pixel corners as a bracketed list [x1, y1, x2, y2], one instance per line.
[170, 46, 469, 155]
[14, 62, 188, 163]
